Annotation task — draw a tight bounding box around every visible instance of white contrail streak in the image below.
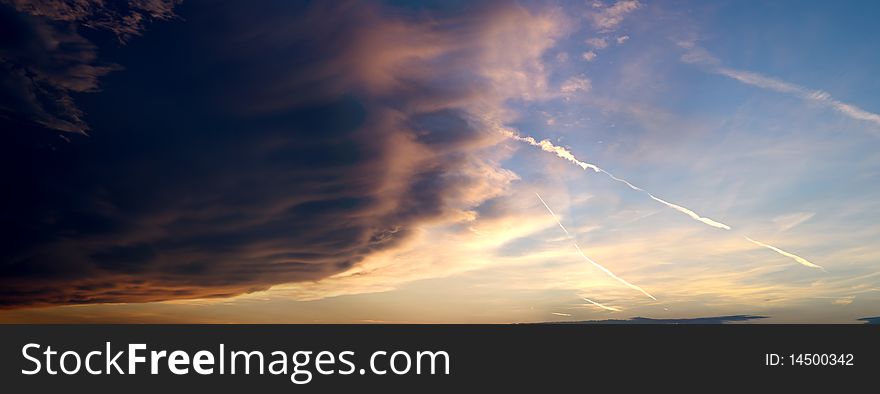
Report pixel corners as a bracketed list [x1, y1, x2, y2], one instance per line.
[744, 236, 824, 270]
[510, 130, 731, 230]
[504, 128, 821, 270]
[599, 169, 731, 230]
[504, 131, 601, 172]
[715, 68, 880, 127]
[552, 312, 573, 317]
[583, 297, 622, 312]
[679, 43, 880, 128]
[536, 192, 657, 300]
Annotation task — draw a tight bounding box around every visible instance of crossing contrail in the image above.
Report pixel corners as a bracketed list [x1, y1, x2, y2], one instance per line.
[536, 192, 657, 300]
[583, 297, 622, 312]
[507, 127, 822, 270]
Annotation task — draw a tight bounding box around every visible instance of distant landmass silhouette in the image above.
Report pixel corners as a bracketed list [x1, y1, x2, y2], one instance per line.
[533, 315, 768, 324]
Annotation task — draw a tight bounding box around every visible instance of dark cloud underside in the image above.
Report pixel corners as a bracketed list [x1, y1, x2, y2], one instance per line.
[1, 0, 528, 307]
[0, 0, 181, 133]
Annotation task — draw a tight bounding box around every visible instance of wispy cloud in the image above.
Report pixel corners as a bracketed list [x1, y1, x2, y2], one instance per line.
[585, 37, 609, 49]
[561, 76, 592, 94]
[589, 1, 641, 32]
[773, 212, 815, 232]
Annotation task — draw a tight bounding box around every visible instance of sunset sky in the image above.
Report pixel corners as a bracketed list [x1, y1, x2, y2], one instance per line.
[2, 0, 879, 323]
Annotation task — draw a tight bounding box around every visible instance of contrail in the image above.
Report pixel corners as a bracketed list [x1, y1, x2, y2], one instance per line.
[504, 131, 601, 172]
[552, 312, 573, 317]
[509, 128, 821, 270]
[509, 131, 731, 230]
[598, 169, 731, 230]
[536, 192, 657, 300]
[715, 68, 880, 127]
[744, 236, 824, 270]
[583, 297, 622, 312]
[679, 43, 880, 128]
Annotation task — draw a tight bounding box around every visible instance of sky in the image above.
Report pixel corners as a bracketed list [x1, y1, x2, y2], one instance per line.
[1, 0, 879, 323]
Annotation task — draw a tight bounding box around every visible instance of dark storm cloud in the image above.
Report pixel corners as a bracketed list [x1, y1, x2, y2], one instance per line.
[0, 1, 541, 307]
[0, 0, 180, 133]
[7, 0, 180, 41]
